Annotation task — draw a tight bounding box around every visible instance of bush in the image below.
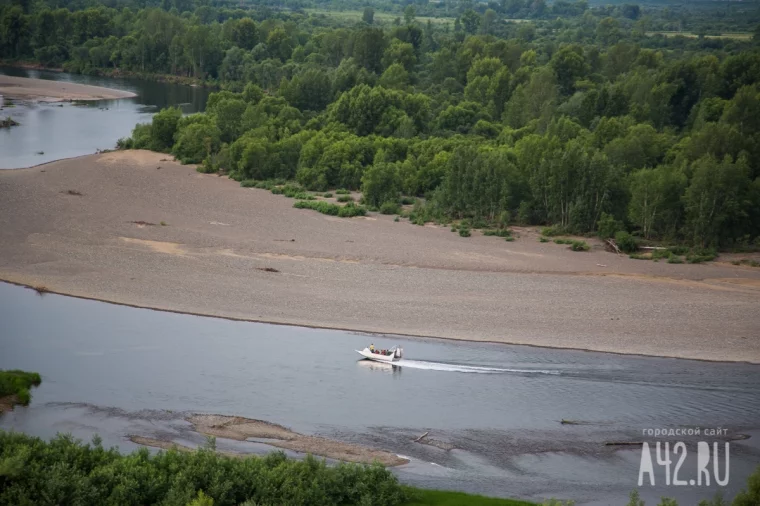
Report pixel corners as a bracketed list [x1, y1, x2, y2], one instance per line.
[483, 229, 512, 238]
[570, 240, 590, 251]
[686, 254, 716, 264]
[459, 227, 471, 237]
[400, 196, 416, 205]
[651, 249, 672, 260]
[541, 226, 564, 237]
[293, 200, 367, 217]
[615, 231, 639, 253]
[240, 180, 257, 188]
[336, 195, 354, 202]
[539, 237, 549, 243]
[380, 202, 401, 215]
[667, 256, 684, 264]
[335, 189, 350, 194]
[0, 432, 408, 506]
[597, 212, 623, 239]
[0, 370, 41, 407]
[323, 193, 333, 198]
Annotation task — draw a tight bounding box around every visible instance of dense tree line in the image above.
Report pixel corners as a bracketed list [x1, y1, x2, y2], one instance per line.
[3, 0, 760, 248]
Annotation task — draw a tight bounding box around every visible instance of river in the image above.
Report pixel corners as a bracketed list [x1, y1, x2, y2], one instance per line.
[0, 67, 210, 169]
[1, 282, 758, 505]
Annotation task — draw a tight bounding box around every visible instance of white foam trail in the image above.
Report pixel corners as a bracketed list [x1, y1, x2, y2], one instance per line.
[395, 359, 560, 375]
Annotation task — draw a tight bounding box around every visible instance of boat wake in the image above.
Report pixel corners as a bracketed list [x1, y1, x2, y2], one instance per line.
[394, 359, 560, 375]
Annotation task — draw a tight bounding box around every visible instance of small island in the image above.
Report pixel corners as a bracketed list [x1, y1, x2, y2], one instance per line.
[0, 369, 42, 413]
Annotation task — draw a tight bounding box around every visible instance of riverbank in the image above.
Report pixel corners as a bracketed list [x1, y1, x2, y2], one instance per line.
[0, 74, 136, 102]
[1, 150, 759, 362]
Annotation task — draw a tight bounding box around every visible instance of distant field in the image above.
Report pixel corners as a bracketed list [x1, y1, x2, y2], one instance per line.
[646, 31, 753, 40]
[305, 8, 455, 25]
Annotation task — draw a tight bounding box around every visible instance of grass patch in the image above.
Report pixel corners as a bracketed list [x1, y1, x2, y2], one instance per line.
[553, 238, 589, 251]
[336, 194, 354, 203]
[505, 237, 515, 242]
[539, 237, 549, 243]
[629, 253, 649, 260]
[323, 192, 333, 198]
[0, 370, 42, 406]
[293, 200, 367, 217]
[732, 259, 760, 267]
[380, 201, 401, 215]
[401, 488, 537, 506]
[541, 226, 564, 237]
[483, 229, 512, 238]
[686, 253, 716, 264]
[335, 188, 350, 195]
[667, 256, 684, 264]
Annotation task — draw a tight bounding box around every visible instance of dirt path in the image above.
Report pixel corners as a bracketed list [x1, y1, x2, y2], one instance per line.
[1, 150, 759, 362]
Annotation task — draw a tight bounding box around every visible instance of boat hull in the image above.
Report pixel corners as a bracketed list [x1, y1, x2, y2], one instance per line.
[356, 348, 401, 363]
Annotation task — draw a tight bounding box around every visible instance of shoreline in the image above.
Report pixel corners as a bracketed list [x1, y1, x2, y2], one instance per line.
[1, 150, 758, 364]
[4, 279, 758, 365]
[0, 74, 136, 102]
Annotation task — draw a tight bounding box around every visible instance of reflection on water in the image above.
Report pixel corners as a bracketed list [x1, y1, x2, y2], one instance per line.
[1, 282, 759, 505]
[0, 66, 210, 169]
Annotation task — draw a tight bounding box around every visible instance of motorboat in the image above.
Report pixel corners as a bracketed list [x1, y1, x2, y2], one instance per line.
[356, 345, 403, 363]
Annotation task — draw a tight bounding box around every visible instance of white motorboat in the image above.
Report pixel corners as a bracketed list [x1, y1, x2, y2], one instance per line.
[356, 345, 403, 363]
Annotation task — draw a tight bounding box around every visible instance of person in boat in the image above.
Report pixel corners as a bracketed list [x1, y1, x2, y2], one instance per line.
[369, 343, 375, 353]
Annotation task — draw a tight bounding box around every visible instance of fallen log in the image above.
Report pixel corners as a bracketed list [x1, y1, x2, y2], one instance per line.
[414, 431, 429, 442]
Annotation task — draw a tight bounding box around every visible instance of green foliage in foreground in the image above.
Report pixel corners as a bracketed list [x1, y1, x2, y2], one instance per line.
[553, 238, 590, 251]
[0, 431, 406, 506]
[293, 200, 367, 217]
[0, 370, 41, 406]
[402, 488, 537, 506]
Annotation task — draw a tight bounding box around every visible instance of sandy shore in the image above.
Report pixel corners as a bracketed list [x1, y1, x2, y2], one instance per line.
[0, 75, 136, 102]
[1, 150, 759, 362]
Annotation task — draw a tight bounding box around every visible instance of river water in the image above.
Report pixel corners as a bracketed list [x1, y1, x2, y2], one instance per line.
[0, 67, 210, 169]
[1, 282, 759, 505]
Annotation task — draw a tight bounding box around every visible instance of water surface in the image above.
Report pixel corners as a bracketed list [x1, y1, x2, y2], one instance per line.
[1, 282, 758, 505]
[0, 67, 209, 169]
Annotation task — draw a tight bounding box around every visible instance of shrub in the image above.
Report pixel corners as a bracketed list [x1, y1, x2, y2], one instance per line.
[0, 432, 408, 506]
[651, 249, 672, 260]
[394, 216, 400, 222]
[541, 226, 564, 237]
[471, 218, 488, 229]
[336, 195, 354, 202]
[323, 193, 333, 198]
[293, 200, 367, 217]
[483, 229, 512, 238]
[241, 180, 257, 188]
[400, 196, 416, 205]
[380, 202, 401, 215]
[667, 256, 684, 264]
[615, 231, 639, 253]
[597, 212, 624, 239]
[668, 245, 690, 256]
[459, 227, 471, 237]
[335, 189, 350, 194]
[629, 254, 648, 260]
[539, 237, 549, 243]
[570, 240, 590, 251]
[686, 254, 716, 264]
[505, 237, 515, 242]
[553, 238, 572, 244]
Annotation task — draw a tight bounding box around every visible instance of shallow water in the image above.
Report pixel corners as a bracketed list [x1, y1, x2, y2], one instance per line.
[0, 67, 210, 169]
[1, 282, 759, 504]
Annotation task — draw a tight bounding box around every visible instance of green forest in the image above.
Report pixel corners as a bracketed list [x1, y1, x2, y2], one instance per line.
[2, 0, 760, 248]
